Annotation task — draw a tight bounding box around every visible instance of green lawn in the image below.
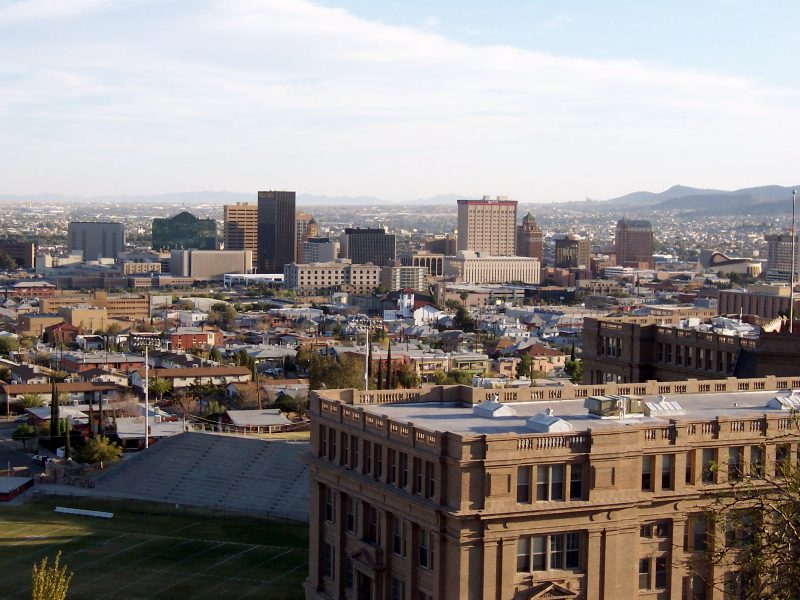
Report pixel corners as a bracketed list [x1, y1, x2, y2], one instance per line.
[0, 497, 308, 599]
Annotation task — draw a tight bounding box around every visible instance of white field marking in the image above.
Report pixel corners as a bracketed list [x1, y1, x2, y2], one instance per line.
[96, 541, 229, 600]
[152, 544, 260, 597]
[166, 520, 200, 535]
[192, 547, 297, 599]
[239, 558, 309, 599]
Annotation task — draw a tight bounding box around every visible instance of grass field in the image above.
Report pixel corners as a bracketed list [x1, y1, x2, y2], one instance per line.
[0, 496, 308, 599]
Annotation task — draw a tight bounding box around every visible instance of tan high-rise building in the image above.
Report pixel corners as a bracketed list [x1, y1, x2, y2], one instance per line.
[516, 212, 544, 261]
[224, 203, 259, 270]
[306, 374, 800, 600]
[297, 212, 320, 263]
[457, 196, 517, 256]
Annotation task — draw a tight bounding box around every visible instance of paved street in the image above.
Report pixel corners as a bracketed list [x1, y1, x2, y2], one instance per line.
[0, 422, 44, 475]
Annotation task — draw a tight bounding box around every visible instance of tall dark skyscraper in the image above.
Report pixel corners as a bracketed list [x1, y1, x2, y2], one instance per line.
[340, 227, 396, 266]
[257, 190, 296, 274]
[615, 218, 654, 268]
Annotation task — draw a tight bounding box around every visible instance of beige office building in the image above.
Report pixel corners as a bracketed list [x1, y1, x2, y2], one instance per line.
[445, 252, 540, 284]
[307, 374, 800, 600]
[224, 203, 259, 270]
[457, 197, 518, 256]
[169, 249, 253, 281]
[284, 261, 382, 294]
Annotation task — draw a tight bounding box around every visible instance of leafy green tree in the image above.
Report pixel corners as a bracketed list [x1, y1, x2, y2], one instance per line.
[516, 354, 533, 379]
[31, 551, 72, 600]
[19, 394, 43, 408]
[207, 302, 237, 329]
[12, 424, 35, 449]
[148, 378, 171, 403]
[49, 381, 59, 442]
[564, 358, 583, 383]
[308, 354, 365, 390]
[208, 347, 222, 362]
[0, 336, 19, 356]
[396, 363, 420, 389]
[76, 435, 122, 466]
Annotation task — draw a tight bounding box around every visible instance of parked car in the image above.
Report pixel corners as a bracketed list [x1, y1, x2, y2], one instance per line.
[32, 454, 49, 466]
[14, 414, 28, 423]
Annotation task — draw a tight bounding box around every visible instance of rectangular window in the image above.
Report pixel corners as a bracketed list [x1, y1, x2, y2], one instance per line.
[388, 449, 396, 484]
[569, 463, 583, 500]
[702, 448, 716, 484]
[536, 464, 565, 501]
[329, 428, 337, 461]
[374, 444, 383, 479]
[639, 558, 650, 590]
[685, 575, 707, 600]
[516, 537, 530, 572]
[413, 457, 423, 494]
[319, 424, 327, 457]
[776, 443, 791, 476]
[642, 455, 653, 491]
[391, 577, 405, 600]
[728, 447, 743, 481]
[690, 518, 707, 552]
[392, 518, 406, 557]
[520, 533, 583, 572]
[322, 541, 335, 580]
[346, 496, 356, 533]
[686, 450, 695, 485]
[750, 446, 764, 478]
[661, 454, 674, 490]
[351, 434, 359, 469]
[400, 453, 409, 489]
[425, 461, 435, 499]
[366, 505, 379, 544]
[655, 521, 670, 538]
[686, 347, 693, 367]
[419, 529, 434, 571]
[325, 487, 335, 524]
[344, 557, 354, 590]
[655, 556, 668, 589]
[640, 524, 653, 538]
[363, 440, 372, 475]
[517, 466, 531, 503]
[340, 431, 348, 466]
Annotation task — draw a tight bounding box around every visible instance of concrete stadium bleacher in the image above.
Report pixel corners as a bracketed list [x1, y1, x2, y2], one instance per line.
[96, 432, 309, 522]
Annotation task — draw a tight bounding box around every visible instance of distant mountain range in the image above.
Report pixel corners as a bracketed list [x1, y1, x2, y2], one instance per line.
[0, 186, 796, 214]
[601, 184, 799, 214]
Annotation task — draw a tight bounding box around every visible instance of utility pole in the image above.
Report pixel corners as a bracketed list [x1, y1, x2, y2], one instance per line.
[791, 190, 797, 334]
[144, 345, 149, 449]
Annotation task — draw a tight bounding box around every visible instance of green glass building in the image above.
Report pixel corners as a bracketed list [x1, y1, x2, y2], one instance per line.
[151, 211, 217, 251]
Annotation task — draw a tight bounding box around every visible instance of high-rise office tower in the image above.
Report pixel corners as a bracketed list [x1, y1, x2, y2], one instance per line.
[339, 227, 396, 267]
[615, 218, 654, 268]
[257, 190, 296, 274]
[457, 196, 517, 256]
[68, 222, 125, 260]
[554, 234, 590, 269]
[516, 212, 544, 261]
[765, 233, 800, 280]
[224, 203, 258, 270]
[296, 212, 320, 263]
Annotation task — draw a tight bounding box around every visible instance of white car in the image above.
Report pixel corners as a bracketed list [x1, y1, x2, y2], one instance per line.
[14, 415, 28, 423]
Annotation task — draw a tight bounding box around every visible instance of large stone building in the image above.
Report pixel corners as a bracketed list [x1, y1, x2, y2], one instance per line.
[67, 222, 125, 260]
[615, 218, 654, 269]
[340, 228, 396, 267]
[718, 284, 798, 320]
[258, 190, 297, 274]
[169, 249, 253, 281]
[516, 213, 544, 261]
[401, 252, 445, 277]
[582, 315, 800, 384]
[381, 265, 427, 292]
[306, 375, 800, 599]
[151, 211, 217, 251]
[554, 235, 590, 269]
[284, 260, 382, 294]
[224, 202, 259, 269]
[445, 252, 540, 285]
[304, 238, 340, 264]
[457, 196, 517, 256]
[40, 291, 151, 322]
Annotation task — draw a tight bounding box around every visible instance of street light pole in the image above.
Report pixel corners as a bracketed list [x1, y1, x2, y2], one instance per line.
[791, 190, 797, 334]
[364, 325, 369, 391]
[144, 345, 149, 449]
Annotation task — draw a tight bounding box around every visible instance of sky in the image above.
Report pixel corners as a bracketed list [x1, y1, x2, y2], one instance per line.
[1, 0, 799, 202]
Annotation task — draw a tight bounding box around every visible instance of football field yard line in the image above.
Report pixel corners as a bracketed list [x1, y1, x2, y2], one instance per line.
[151, 543, 258, 597]
[239, 558, 309, 599]
[191, 546, 295, 599]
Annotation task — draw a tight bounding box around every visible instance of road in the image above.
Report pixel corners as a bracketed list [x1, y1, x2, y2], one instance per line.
[0, 421, 45, 475]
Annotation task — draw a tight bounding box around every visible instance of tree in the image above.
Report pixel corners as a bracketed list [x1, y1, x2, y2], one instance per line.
[564, 358, 583, 383]
[49, 381, 59, 442]
[0, 336, 19, 356]
[0, 366, 11, 383]
[396, 363, 420, 389]
[172, 392, 199, 419]
[691, 435, 800, 600]
[148, 378, 171, 403]
[19, 394, 43, 408]
[385, 344, 393, 389]
[308, 354, 364, 391]
[0, 251, 17, 271]
[208, 347, 222, 363]
[207, 302, 237, 329]
[31, 551, 72, 600]
[76, 435, 122, 466]
[516, 354, 533, 379]
[12, 424, 35, 449]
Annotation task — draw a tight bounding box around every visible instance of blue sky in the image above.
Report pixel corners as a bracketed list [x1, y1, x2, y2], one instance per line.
[1, 0, 798, 201]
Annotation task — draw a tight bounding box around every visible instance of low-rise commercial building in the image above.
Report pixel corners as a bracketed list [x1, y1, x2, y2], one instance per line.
[444, 252, 540, 285]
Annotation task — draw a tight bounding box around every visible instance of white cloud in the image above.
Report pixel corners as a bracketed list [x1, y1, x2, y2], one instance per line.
[0, 0, 798, 199]
[0, 0, 120, 23]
